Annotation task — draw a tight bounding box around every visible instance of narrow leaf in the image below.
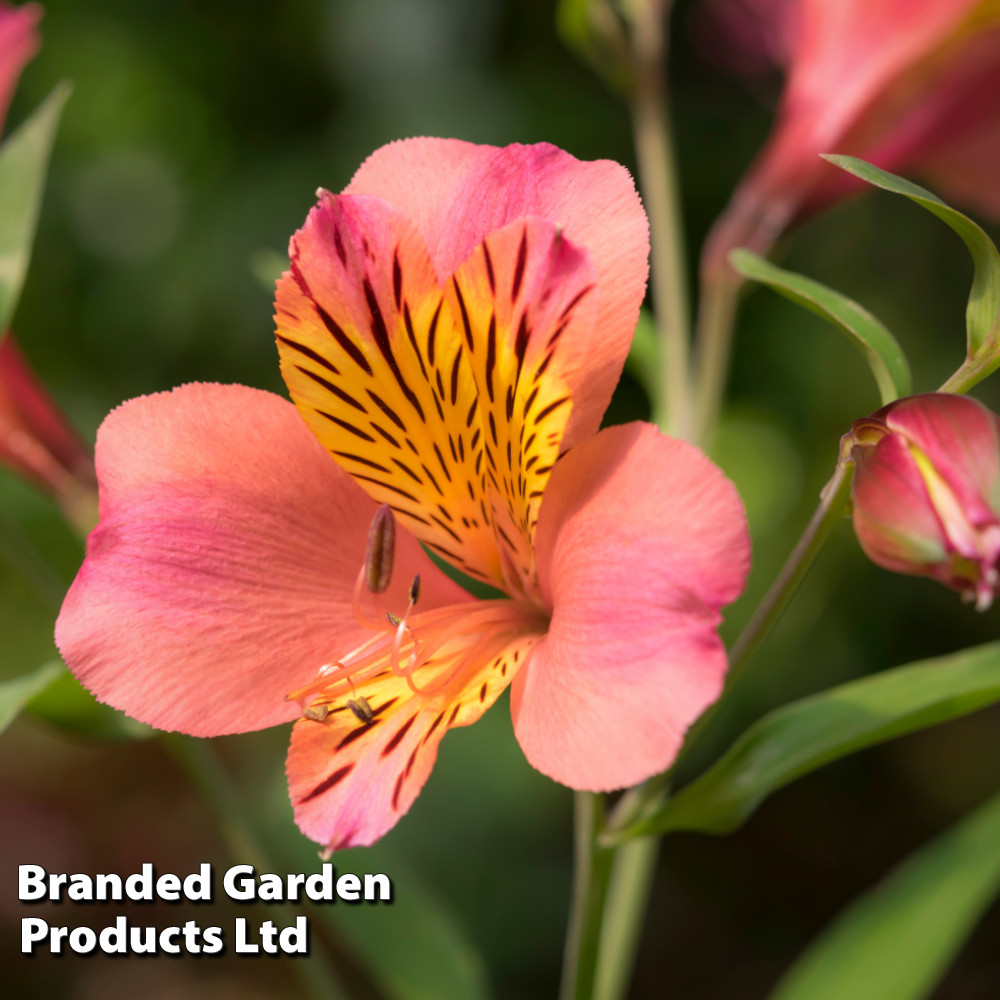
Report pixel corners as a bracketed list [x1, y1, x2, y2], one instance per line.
[0, 83, 70, 331]
[615, 640, 1000, 839]
[769, 788, 1000, 1000]
[0, 661, 63, 733]
[731, 248, 911, 404]
[824, 155, 1000, 358]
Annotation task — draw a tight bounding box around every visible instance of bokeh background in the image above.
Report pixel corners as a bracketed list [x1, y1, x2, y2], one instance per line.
[2, 0, 999, 997]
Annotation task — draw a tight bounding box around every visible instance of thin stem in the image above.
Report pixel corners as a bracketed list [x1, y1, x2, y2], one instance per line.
[593, 837, 659, 1000]
[561, 792, 615, 1000]
[630, 1, 691, 439]
[162, 735, 361, 1000]
[938, 352, 1000, 395]
[730, 462, 853, 679]
[604, 462, 855, 840]
[691, 272, 741, 447]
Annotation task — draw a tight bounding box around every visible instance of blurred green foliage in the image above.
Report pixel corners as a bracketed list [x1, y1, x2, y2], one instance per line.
[2, 0, 1000, 998]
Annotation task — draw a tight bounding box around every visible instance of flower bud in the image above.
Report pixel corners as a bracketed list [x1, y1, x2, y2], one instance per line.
[0, 333, 97, 531]
[847, 393, 1000, 610]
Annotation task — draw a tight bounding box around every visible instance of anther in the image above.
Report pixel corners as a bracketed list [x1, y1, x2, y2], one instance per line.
[386, 611, 402, 626]
[365, 504, 396, 594]
[347, 696, 374, 725]
[409, 575, 421, 605]
[302, 704, 330, 722]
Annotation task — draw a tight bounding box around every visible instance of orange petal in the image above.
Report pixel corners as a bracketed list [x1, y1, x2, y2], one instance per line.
[286, 608, 543, 850]
[276, 193, 503, 585]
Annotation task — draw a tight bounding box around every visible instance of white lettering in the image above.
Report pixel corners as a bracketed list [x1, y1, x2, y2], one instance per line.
[125, 864, 153, 901]
[225, 865, 256, 902]
[235, 916, 258, 953]
[18, 865, 46, 901]
[184, 864, 212, 901]
[337, 873, 360, 901]
[21, 917, 48, 953]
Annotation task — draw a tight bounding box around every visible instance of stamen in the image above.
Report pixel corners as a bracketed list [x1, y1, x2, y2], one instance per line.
[347, 696, 374, 725]
[365, 504, 396, 594]
[409, 575, 421, 604]
[288, 599, 547, 717]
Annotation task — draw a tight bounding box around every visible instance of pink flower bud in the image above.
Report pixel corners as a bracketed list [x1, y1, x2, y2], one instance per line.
[848, 393, 1000, 610]
[0, 333, 96, 526]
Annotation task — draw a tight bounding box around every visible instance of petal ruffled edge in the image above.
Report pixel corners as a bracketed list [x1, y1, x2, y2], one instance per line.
[346, 138, 650, 445]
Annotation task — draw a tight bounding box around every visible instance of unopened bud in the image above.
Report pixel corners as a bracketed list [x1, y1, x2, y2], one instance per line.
[0, 334, 97, 534]
[847, 393, 1000, 610]
[364, 504, 395, 594]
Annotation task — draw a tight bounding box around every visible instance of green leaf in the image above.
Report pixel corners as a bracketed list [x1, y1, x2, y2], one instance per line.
[731, 248, 911, 405]
[616, 640, 1000, 839]
[0, 83, 71, 331]
[257, 777, 491, 1000]
[824, 155, 1000, 359]
[0, 661, 63, 734]
[769, 788, 1000, 1000]
[28, 666, 153, 741]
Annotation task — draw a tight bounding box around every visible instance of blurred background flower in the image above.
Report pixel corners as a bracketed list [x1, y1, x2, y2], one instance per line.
[2, 0, 1000, 997]
[699, 0, 1000, 273]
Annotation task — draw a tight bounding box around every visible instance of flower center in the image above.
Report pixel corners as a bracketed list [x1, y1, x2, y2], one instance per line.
[286, 506, 547, 722]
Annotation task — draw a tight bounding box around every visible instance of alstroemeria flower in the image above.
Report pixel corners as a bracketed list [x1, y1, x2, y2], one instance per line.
[57, 140, 750, 850]
[848, 393, 1000, 610]
[702, 0, 1000, 273]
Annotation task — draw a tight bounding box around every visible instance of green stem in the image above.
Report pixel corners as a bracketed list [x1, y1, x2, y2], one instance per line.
[604, 462, 855, 840]
[561, 792, 615, 1000]
[691, 272, 741, 447]
[938, 351, 1000, 395]
[593, 837, 659, 1000]
[629, 0, 691, 439]
[162, 735, 359, 1000]
[726, 461, 854, 684]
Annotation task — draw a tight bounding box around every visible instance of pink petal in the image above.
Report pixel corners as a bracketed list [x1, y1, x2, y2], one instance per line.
[511, 423, 750, 790]
[0, 2, 41, 134]
[55, 383, 468, 737]
[890, 30, 1000, 218]
[884, 394, 1000, 525]
[347, 138, 649, 441]
[851, 432, 949, 571]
